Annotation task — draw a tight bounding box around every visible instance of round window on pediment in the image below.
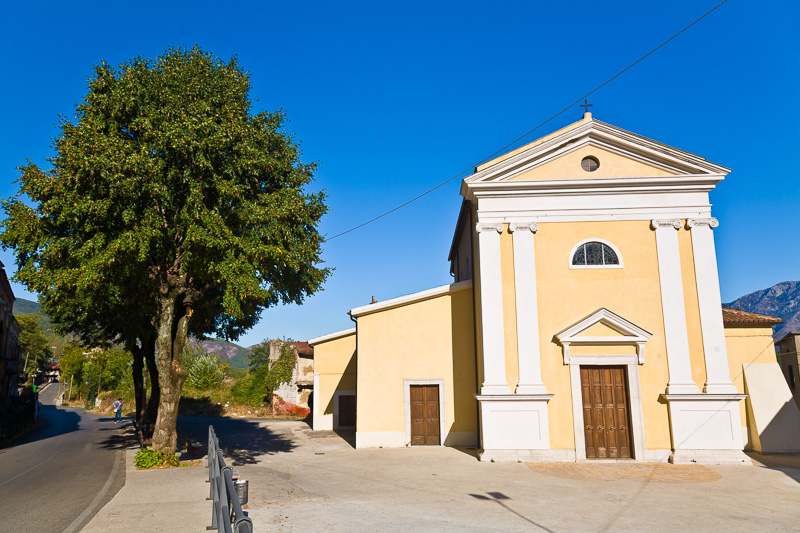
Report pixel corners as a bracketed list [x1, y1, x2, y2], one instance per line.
[581, 156, 599, 172]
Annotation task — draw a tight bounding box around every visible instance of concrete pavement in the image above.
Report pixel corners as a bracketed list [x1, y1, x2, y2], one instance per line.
[81, 423, 209, 532]
[82, 417, 800, 532]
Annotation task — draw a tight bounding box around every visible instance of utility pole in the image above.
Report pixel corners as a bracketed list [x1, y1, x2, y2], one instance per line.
[96, 357, 104, 401]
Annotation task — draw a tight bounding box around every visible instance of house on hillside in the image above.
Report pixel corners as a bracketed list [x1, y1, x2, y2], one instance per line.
[310, 112, 800, 463]
[0, 261, 21, 399]
[41, 360, 61, 383]
[267, 340, 314, 415]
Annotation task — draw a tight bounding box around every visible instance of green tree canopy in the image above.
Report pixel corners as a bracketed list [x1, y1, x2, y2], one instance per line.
[247, 341, 271, 371]
[1, 47, 329, 451]
[17, 313, 51, 376]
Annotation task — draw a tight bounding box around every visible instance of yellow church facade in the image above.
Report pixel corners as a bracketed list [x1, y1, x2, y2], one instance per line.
[310, 113, 784, 464]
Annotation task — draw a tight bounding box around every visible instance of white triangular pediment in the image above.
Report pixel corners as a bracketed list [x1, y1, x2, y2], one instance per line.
[554, 308, 652, 364]
[465, 118, 730, 184]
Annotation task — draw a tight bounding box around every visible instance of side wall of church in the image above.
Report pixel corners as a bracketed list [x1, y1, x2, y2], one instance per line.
[724, 324, 779, 447]
[313, 333, 357, 430]
[355, 286, 477, 448]
[493, 219, 708, 452]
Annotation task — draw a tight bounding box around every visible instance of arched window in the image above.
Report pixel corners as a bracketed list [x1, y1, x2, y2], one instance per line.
[570, 240, 622, 268]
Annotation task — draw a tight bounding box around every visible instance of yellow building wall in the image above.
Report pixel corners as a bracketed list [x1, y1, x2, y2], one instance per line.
[509, 146, 672, 181]
[724, 324, 779, 428]
[313, 333, 357, 416]
[355, 286, 477, 436]
[530, 220, 680, 451]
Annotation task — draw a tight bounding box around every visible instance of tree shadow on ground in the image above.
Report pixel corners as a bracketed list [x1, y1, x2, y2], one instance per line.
[746, 452, 800, 484]
[95, 425, 128, 452]
[175, 415, 298, 465]
[1, 404, 81, 450]
[178, 396, 225, 418]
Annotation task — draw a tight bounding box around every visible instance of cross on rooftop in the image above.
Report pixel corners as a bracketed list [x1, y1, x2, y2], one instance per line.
[580, 99, 593, 113]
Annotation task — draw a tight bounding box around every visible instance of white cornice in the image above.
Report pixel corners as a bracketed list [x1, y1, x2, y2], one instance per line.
[308, 328, 356, 346]
[350, 280, 473, 318]
[463, 174, 725, 203]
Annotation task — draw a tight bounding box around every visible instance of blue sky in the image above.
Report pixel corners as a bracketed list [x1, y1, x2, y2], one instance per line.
[1, 1, 798, 347]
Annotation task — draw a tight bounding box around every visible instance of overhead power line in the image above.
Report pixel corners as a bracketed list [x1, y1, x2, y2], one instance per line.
[325, 0, 731, 242]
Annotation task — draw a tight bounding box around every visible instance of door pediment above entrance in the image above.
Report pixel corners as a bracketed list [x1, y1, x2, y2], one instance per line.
[554, 308, 652, 365]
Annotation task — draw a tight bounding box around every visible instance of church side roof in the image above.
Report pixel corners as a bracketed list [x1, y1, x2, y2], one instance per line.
[722, 308, 782, 325]
[308, 328, 356, 346]
[349, 280, 472, 318]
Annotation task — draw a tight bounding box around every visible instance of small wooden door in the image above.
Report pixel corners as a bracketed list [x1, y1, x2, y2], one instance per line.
[410, 385, 440, 445]
[338, 394, 356, 428]
[580, 366, 632, 459]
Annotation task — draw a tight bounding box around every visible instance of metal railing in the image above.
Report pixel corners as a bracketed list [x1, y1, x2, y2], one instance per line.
[207, 425, 253, 533]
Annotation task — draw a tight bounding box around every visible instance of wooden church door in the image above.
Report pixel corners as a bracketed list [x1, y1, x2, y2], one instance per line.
[410, 385, 440, 445]
[580, 366, 633, 459]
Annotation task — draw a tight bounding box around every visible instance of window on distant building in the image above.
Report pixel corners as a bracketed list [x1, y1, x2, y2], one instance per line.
[570, 240, 622, 268]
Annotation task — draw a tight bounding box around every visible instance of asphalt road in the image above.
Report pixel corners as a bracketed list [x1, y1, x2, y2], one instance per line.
[0, 384, 125, 533]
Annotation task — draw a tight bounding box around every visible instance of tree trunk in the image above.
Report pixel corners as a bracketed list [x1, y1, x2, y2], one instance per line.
[131, 343, 146, 427]
[150, 295, 191, 453]
[143, 334, 159, 438]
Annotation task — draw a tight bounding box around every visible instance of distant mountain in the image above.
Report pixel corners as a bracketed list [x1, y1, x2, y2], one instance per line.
[13, 297, 41, 316]
[188, 337, 250, 369]
[11, 297, 74, 355]
[725, 281, 800, 341]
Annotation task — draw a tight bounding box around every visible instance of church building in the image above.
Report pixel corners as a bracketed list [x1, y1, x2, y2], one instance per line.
[309, 112, 790, 464]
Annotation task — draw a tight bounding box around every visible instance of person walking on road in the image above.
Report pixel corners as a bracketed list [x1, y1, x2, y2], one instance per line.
[113, 398, 123, 423]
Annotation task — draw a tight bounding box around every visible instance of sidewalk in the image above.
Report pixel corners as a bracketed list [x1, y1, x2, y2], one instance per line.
[81, 424, 210, 532]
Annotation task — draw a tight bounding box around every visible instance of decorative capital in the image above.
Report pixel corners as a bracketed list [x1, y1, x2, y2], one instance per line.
[475, 223, 504, 234]
[650, 219, 681, 231]
[686, 218, 719, 229]
[509, 222, 538, 234]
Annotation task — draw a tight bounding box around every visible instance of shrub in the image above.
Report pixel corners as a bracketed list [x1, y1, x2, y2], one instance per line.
[134, 446, 180, 469]
[186, 352, 224, 390]
[134, 446, 164, 469]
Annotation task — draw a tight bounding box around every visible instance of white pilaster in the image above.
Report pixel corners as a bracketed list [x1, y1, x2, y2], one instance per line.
[687, 218, 738, 394]
[651, 219, 699, 394]
[509, 222, 546, 394]
[476, 222, 511, 395]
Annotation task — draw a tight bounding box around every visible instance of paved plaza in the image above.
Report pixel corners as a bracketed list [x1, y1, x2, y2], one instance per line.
[85, 417, 800, 532]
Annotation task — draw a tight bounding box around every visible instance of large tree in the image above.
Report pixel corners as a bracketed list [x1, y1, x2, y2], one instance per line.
[1, 47, 329, 451]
